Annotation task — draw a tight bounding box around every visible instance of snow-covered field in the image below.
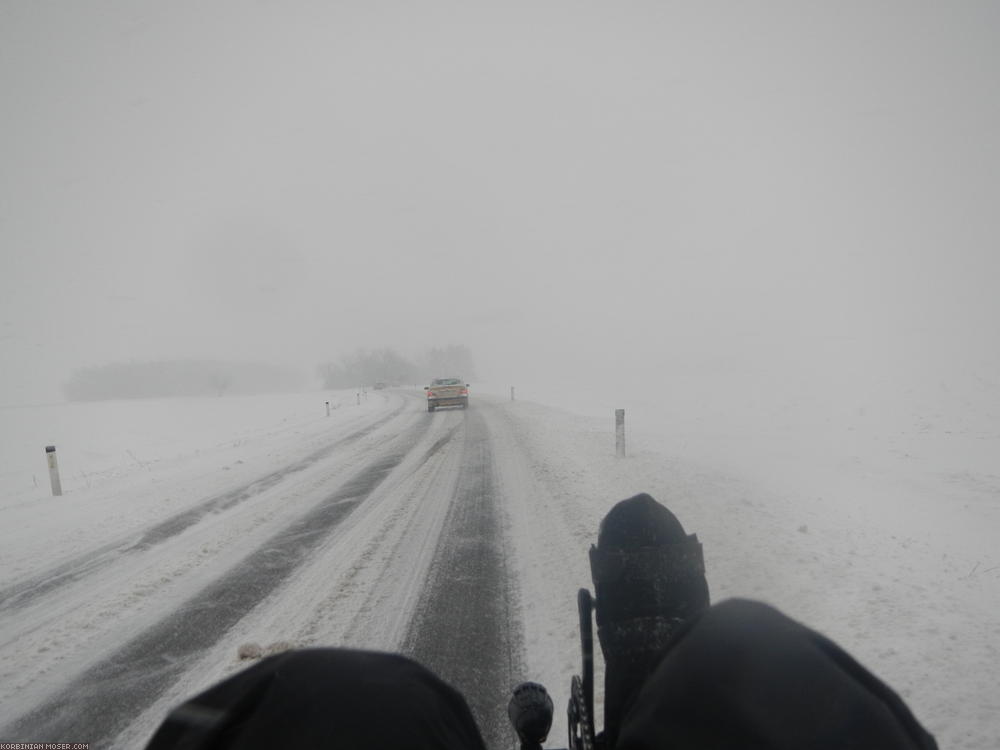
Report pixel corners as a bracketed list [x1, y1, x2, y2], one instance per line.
[482, 377, 1000, 750]
[1, 384, 997, 749]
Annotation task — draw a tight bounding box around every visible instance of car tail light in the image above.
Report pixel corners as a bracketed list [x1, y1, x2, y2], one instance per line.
[460, 388, 468, 395]
[427, 391, 435, 398]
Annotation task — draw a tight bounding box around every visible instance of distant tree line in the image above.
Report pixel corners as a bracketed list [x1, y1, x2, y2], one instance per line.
[63, 360, 305, 401]
[318, 345, 476, 389]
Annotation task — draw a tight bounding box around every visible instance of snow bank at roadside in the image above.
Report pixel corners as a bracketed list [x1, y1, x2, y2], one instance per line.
[488, 381, 998, 750]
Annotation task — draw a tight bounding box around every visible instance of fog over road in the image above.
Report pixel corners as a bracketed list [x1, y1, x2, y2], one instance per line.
[0, 393, 528, 749]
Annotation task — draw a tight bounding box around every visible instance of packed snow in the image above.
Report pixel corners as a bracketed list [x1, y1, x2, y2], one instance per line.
[0, 384, 997, 749]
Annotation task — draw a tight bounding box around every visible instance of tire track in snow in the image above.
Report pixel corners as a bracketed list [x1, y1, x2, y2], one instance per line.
[1, 415, 423, 747]
[0, 401, 409, 612]
[291, 418, 467, 652]
[402, 405, 523, 750]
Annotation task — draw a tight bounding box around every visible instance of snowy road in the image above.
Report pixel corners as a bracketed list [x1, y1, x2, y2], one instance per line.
[402, 407, 522, 747]
[1, 393, 530, 749]
[1, 387, 995, 749]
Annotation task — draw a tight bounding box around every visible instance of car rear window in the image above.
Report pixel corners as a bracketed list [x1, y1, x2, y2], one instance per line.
[432, 378, 462, 385]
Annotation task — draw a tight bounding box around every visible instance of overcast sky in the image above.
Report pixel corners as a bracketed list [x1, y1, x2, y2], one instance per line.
[2, 1, 998, 405]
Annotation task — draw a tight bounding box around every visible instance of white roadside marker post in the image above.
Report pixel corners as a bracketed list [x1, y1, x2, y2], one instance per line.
[45, 445, 63, 496]
[615, 409, 626, 458]
[511, 386, 515, 401]
[326, 401, 331, 417]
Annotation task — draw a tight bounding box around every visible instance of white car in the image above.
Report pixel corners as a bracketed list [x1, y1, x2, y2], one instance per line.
[424, 378, 469, 412]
